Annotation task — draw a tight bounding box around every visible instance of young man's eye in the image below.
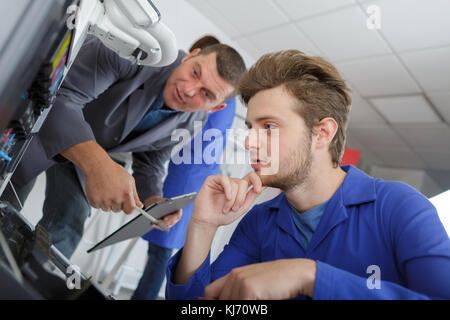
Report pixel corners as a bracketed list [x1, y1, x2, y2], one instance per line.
[265, 124, 275, 130]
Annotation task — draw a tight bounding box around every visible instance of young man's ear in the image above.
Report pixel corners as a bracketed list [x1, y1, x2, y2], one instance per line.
[208, 102, 227, 113]
[182, 48, 201, 63]
[314, 117, 338, 149]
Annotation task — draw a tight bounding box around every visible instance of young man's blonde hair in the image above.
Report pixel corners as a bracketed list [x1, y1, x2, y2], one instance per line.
[239, 50, 352, 167]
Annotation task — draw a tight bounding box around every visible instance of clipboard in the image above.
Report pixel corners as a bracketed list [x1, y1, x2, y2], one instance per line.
[87, 192, 197, 253]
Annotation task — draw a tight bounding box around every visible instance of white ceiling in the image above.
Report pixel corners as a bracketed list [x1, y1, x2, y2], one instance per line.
[186, 0, 450, 181]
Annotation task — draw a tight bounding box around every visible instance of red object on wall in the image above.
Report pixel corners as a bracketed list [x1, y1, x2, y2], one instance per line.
[341, 148, 361, 166]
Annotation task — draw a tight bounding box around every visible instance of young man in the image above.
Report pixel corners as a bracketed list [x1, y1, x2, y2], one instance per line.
[2, 35, 245, 258]
[166, 50, 450, 299]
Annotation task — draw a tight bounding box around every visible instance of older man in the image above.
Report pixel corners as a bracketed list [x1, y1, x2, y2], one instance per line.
[2, 35, 245, 258]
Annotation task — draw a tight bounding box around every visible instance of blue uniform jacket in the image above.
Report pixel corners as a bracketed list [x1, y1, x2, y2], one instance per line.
[166, 165, 450, 299]
[142, 98, 236, 249]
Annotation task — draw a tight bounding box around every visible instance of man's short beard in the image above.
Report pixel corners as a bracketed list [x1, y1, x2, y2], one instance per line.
[259, 134, 313, 191]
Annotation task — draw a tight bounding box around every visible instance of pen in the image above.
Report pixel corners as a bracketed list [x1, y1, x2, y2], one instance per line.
[135, 206, 169, 232]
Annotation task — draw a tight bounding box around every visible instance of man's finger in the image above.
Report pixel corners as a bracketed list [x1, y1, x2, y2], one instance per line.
[218, 276, 236, 300]
[240, 188, 260, 214]
[243, 172, 263, 193]
[132, 179, 143, 208]
[232, 179, 249, 211]
[111, 201, 122, 213]
[122, 191, 137, 215]
[88, 197, 99, 209]
[216, 175, 232, 201]
[152, 224, 166, 232]
[204, 274, 228, 299]
[223, 181, 238, 213]
[162, 209, 183, 227]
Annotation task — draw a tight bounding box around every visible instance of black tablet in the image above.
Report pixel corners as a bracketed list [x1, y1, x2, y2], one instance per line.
[87, 192, 197, 253]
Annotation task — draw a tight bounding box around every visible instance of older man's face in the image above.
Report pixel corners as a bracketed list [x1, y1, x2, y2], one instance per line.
[163, 51, 234, 113]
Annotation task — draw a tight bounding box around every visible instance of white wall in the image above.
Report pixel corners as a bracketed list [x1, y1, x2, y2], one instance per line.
[429, 190, 450, 237]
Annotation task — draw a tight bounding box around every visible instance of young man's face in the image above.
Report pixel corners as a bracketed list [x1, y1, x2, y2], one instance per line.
[244, 86, 314, 190]
[163, 50, 234, 113]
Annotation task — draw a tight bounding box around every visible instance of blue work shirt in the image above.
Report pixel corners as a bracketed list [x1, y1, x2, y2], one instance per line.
[142, 98, 236, 249]
[289, 199, 329, 249]
[133, 91, 177, 132]
[166, 165, 450, 299]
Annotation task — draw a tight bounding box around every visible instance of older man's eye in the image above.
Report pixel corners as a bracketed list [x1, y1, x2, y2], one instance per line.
[201, 90, 213, 101]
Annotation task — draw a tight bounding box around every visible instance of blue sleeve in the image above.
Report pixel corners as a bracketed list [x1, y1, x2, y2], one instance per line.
[209, 209, 262, 281]
[314, 183, 450, 300]
[165, 206, 262, 300]
[165, 249, 213, 300]
[313, 261, 430, 300]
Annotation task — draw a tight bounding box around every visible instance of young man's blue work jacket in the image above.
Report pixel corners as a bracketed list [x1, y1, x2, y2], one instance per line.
[166, 165, 450, 299]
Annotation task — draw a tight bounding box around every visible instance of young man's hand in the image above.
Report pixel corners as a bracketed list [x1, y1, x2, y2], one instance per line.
[203, 259, 317, 300]
[190, 172, 264, 229]
[173, 172, 264, 285]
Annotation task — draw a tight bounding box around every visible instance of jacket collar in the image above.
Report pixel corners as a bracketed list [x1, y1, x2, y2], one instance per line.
[261, 165, 377, 252]
[262, 165, 377, 209]
[340, 165, 377, 206]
